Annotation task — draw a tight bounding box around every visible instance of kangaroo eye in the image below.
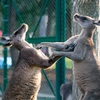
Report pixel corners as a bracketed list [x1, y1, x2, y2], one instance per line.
[14, 31, 19, 36]
[82, 17, 87, 21]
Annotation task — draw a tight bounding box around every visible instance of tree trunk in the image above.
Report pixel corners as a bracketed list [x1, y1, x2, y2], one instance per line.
[39, 15, 48, 55]
[46, 0, 55, 36]
[8, 1, 19, 69]
[71, 0, 99, 100]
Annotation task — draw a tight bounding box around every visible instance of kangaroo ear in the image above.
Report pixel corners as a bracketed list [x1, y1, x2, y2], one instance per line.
[93, 20, 100, 26]
[0, 36, 12, 47]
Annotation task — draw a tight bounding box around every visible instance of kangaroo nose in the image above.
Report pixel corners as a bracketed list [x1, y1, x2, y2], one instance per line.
[75, 15, 80, 18]
[20, 23, 28, 32]
[73, 13, 81, 21]
[74, 13, 80, 19]
[21, 23, 28, 29]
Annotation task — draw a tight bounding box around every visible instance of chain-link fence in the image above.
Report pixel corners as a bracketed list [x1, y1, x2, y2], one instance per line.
[0, 0, 100, 100]
[9, 0, 56, 37]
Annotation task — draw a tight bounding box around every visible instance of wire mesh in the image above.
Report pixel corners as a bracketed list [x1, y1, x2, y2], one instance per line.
[0, 0, 100, 100]
[9, 0, 56, 38]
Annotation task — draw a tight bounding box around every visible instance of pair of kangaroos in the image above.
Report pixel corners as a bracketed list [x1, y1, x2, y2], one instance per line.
[0, 13, 100, 100]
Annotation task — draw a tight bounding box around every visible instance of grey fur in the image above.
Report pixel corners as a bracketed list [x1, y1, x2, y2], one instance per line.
[37, 13, 100, 100]
[60, 82, 72, 100]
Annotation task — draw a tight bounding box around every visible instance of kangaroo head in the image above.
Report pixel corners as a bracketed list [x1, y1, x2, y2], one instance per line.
[0, 23, 28, 47]
[74, 13, 100, 29]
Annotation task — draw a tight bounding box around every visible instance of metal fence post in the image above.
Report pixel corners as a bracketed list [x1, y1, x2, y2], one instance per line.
[56, 0, 66, 100]
[3, 0, 9, 92]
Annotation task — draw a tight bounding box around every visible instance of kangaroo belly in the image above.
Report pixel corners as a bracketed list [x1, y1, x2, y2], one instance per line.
[73, 61, 100, 93]
[2, 67, 42, 100]
[75, 72, 100, 92]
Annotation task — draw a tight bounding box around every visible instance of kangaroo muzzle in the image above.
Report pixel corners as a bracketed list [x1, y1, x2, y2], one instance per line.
[14, 23, 28, 36]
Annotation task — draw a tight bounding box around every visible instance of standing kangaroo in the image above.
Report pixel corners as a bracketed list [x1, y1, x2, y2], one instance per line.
[0, 24, 61, 100]
[37, 13, 100, 100]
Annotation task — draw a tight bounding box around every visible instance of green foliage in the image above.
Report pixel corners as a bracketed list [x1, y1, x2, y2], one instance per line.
[51, 58, 72, 69]
[65, 58, 72, 69]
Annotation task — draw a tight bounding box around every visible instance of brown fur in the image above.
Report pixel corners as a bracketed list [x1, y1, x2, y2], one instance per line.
[0, 24, 61, 100]
[38, 14, 100, 100]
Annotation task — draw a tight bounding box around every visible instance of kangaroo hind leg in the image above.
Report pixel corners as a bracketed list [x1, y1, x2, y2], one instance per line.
[83, 92, 98, 100]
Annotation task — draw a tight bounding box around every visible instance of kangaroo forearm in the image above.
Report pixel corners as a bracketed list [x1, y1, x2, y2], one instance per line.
[52, 51, 84, 61]
[40, 42, 65, 50]
[48, 43, 77, 65]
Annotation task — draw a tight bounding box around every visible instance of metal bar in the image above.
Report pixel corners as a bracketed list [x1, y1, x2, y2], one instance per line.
[11, 0, 24, 23]
[56, 0, 66, 99]
[3, 0, 9, 92]
[32, 0, 50, 37]
[55, 0, 61, 99]
[60, 0, 66, 83]
[26, 36, 56, 44]
[3, 48, 8, 92]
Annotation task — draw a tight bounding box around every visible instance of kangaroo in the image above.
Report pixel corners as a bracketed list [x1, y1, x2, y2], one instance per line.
[60, 82, 72, 100]
[37, 13, 100, 100]
[0, 23, 64, 100]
